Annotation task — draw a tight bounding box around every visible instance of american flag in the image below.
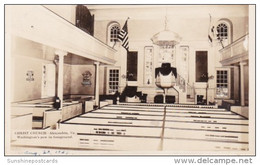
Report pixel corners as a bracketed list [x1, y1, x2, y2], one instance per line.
[118, 19, 129, 51]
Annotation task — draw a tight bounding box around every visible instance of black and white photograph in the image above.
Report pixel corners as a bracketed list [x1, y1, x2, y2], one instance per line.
[2, 1, 258, 164]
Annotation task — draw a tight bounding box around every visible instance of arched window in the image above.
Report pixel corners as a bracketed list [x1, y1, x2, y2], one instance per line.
[107, 22, 120, 47]
[216, 23, 228, 41]
[216, 19, 233, 47]
[110, 25, 120, 42]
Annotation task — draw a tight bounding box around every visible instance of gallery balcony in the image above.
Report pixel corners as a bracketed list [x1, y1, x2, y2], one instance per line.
[219, 34, 249, 66]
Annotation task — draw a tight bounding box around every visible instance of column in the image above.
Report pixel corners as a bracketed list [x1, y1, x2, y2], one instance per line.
[55, 50, 67, 109]
[233, 66, 240, 100]
[94, 61, 100, 107]
[240, 62, 246, 106]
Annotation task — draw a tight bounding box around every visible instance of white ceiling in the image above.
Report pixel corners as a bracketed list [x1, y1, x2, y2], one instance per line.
[87, 5, 249, 21]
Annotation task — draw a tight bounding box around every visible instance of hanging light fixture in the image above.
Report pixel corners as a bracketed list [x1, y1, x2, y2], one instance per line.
[151, 9, 181, 47]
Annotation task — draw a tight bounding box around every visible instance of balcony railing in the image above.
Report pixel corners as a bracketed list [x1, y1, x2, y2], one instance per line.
[6, 5, 116, 65]
[219, 34, 248, 64]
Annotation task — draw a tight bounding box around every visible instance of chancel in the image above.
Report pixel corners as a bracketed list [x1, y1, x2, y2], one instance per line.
[5, 4, 254, 155]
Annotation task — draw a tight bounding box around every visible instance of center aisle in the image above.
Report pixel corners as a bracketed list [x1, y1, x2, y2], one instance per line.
[59, 104, 248, 152]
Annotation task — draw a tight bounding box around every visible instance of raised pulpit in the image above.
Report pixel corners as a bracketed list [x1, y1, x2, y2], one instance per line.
[155, 63, 177, 103]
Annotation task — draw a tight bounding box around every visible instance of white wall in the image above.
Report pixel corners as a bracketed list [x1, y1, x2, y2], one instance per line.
[10, 36, 107, 102]
[11, 36, 56, 102]
[91, 5, 249, 102]
[70, 65, 106, 95]
[70, 65, 95, 95]
[43, 5, 76, 25]
[10, 5, 249, 103]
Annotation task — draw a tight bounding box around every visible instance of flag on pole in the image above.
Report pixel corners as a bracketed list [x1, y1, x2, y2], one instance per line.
[208, 14, 214, 45]
[118, 18, 129, 51]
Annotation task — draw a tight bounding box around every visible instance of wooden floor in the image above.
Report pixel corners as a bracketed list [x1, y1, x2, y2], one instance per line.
[59, 103, 249, 152]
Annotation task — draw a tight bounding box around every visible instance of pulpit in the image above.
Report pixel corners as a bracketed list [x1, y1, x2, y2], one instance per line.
[155, 63, 177, 103]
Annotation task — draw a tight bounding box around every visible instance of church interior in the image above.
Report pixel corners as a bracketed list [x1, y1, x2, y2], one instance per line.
[5, 5, 255, 155]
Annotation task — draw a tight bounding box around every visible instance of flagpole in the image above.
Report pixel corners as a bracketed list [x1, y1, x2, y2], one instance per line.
[208, 13, 213, 45]
[208, 14, 211, 33]
[112, 41, 116, 48]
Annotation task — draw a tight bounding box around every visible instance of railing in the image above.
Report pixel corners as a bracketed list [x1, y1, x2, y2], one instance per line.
[176, 74, 186, 92]
[219, 34, 248, 61]
[6, 5, 116, 65]
[176, 74, 195, 100]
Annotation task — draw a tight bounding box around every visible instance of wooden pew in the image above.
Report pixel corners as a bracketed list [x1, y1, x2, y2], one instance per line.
[57, 104, 249, 151]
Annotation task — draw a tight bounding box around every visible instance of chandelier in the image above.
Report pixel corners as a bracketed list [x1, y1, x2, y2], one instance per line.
[151, 13, 181, 47]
